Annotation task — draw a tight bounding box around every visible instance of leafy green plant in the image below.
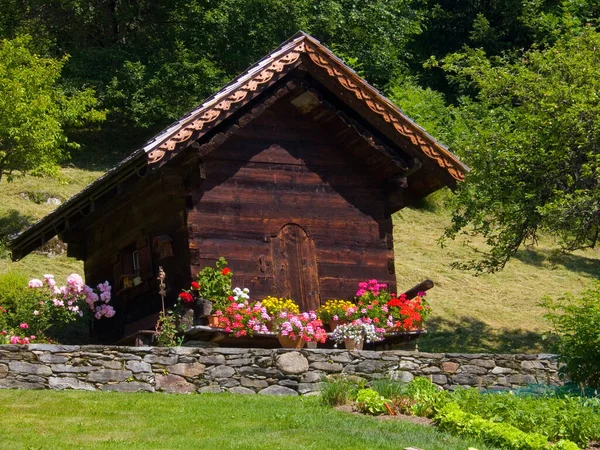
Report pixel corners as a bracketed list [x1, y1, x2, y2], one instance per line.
[541, 282, 600, 389]
[320, 376, 365, 406]
[355, 388, 389, 415]
[451, 388, 600, 447]
[434, 402, 579, 450]
[194, 257, 233, 312]
[155, 310, 182, 347]
[405, 377, 450, 417]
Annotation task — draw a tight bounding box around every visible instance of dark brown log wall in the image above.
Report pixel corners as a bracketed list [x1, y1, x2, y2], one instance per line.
[83, 174, 190, 340]
[188, 99, 396, 310]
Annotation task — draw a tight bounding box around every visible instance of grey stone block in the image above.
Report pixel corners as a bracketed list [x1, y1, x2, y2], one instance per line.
[9, 361, 52, 376]
[168, 362, 205, 378]
[207, 365, 235, 379]
[87, 369, 132, 383]
[125, 360, 152, 373]
[48, 376, 96, 391]
[276, 352, 309, 375]
[228, 386, 255, 394]
[310, 361, 343, 373]
[258, 385, 298, 396]
[155, 374, 196, 394]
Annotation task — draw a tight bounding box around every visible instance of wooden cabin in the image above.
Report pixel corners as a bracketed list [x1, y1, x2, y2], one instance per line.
[10, 33, 468, 342]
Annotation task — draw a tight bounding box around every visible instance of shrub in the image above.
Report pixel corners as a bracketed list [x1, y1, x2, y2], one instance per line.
[435, 402, 579, 450]
[355, 388, 389, 415]
[320, 376, 365, 406]
[541, 282, 600, 389]
[0, 272, 32, 314]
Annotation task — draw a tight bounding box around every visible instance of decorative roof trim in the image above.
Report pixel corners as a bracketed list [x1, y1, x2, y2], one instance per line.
[302, 39, 466, 181]
[142, 32, 467, 181]
[145, 39, 306, 166]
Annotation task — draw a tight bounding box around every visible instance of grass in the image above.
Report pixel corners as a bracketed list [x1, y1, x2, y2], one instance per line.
[393, 192, 600, 353]
[0, 390, 496, 449]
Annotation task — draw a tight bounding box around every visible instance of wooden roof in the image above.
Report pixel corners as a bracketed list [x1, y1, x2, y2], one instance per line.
[10, 32, 468, 261]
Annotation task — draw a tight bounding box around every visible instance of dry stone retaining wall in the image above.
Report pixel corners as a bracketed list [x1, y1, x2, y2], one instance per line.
[0, 345, 561, 395]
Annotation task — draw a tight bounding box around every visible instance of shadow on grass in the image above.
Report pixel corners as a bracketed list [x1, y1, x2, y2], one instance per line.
[514, 246, 600, 279]
[0, 209, 33, 239]
[416, 316, 552, 354]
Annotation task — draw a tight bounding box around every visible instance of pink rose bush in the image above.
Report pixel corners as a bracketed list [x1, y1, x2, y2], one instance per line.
[0, 273, 115, 345]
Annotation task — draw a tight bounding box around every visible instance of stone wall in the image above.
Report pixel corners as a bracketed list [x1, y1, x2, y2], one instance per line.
[0, 345, 561, 395]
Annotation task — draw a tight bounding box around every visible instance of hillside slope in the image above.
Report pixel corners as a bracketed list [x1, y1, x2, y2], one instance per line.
[2, 169, 599, 352]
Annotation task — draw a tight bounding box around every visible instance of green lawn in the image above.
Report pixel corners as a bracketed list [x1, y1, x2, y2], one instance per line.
[0, 390, 495, 449]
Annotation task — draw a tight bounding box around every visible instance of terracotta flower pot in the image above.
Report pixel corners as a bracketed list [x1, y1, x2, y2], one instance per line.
[328, 319, 348, 332]
[277, 334, 305, 349]
[207, 314, 221, 328]
[344, 337, 364, 350]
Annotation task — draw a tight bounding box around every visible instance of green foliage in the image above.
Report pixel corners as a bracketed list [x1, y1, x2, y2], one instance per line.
[0, 35, 104, 182]
[434, 402, 579, 450]
[355, 388, 389, 415]
[0, 271, 30, 313]
[154, 310, 183, 347]
[541, 282, 600, 389]
[452, 388, 599, 447]
[195, 257, 233, 312]
[441, 28, 600, 272]
[320, 376, 365, 406]
[405, 377, 450, 417]
[370, 377, 406, 400]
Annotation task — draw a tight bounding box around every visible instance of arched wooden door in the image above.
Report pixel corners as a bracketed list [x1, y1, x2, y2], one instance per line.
[271, 224, 320, 311]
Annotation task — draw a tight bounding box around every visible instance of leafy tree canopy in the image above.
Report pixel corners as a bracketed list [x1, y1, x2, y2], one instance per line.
[0, 35, 104, 182]
[438, 27, 600, 271]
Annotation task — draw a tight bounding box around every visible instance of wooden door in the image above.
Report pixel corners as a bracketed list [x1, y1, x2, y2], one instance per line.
[271, 224, 320, 311]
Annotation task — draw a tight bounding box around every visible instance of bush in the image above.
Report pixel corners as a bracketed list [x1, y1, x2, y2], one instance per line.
[0, 271, 33, 313]
[435, 402, 579, 450]
[541, 282, 600, 389]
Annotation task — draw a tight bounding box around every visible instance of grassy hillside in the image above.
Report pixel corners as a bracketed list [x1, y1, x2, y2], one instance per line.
[394, 195, 600, 353]
[1, 169, 599, 353]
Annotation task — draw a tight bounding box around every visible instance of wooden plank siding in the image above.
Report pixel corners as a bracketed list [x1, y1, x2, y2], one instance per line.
[83, 174, 191, 341]
[189, 98, 397, 308]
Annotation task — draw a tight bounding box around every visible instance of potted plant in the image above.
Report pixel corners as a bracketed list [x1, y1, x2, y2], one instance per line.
[216, 288, 270, 337]
[384, 292, 430, 331]
[274, 311, 327, 348]
[329, 319, 385, 350]
[179, 257, 233, 326]
[316, 299, 357, 331]
[260, 296, 299, 330]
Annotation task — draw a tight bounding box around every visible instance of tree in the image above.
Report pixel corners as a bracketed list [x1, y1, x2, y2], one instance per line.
[0, 35, 104, 182]
[438, 27, 600, 272]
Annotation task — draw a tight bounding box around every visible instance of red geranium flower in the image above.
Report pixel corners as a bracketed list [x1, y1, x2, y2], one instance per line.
[179, 292, 194, 303]
[191, 281, 200, 289]
[222, 268, 231, 275]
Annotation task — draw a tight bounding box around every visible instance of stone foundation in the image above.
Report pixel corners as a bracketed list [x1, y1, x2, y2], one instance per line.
[0, 345, 561, 395]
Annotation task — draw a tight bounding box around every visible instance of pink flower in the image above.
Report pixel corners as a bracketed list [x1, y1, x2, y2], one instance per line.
[28, 279, 43, 288]
[10, 336, 20, 344]
[19, 323, 29, 329]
